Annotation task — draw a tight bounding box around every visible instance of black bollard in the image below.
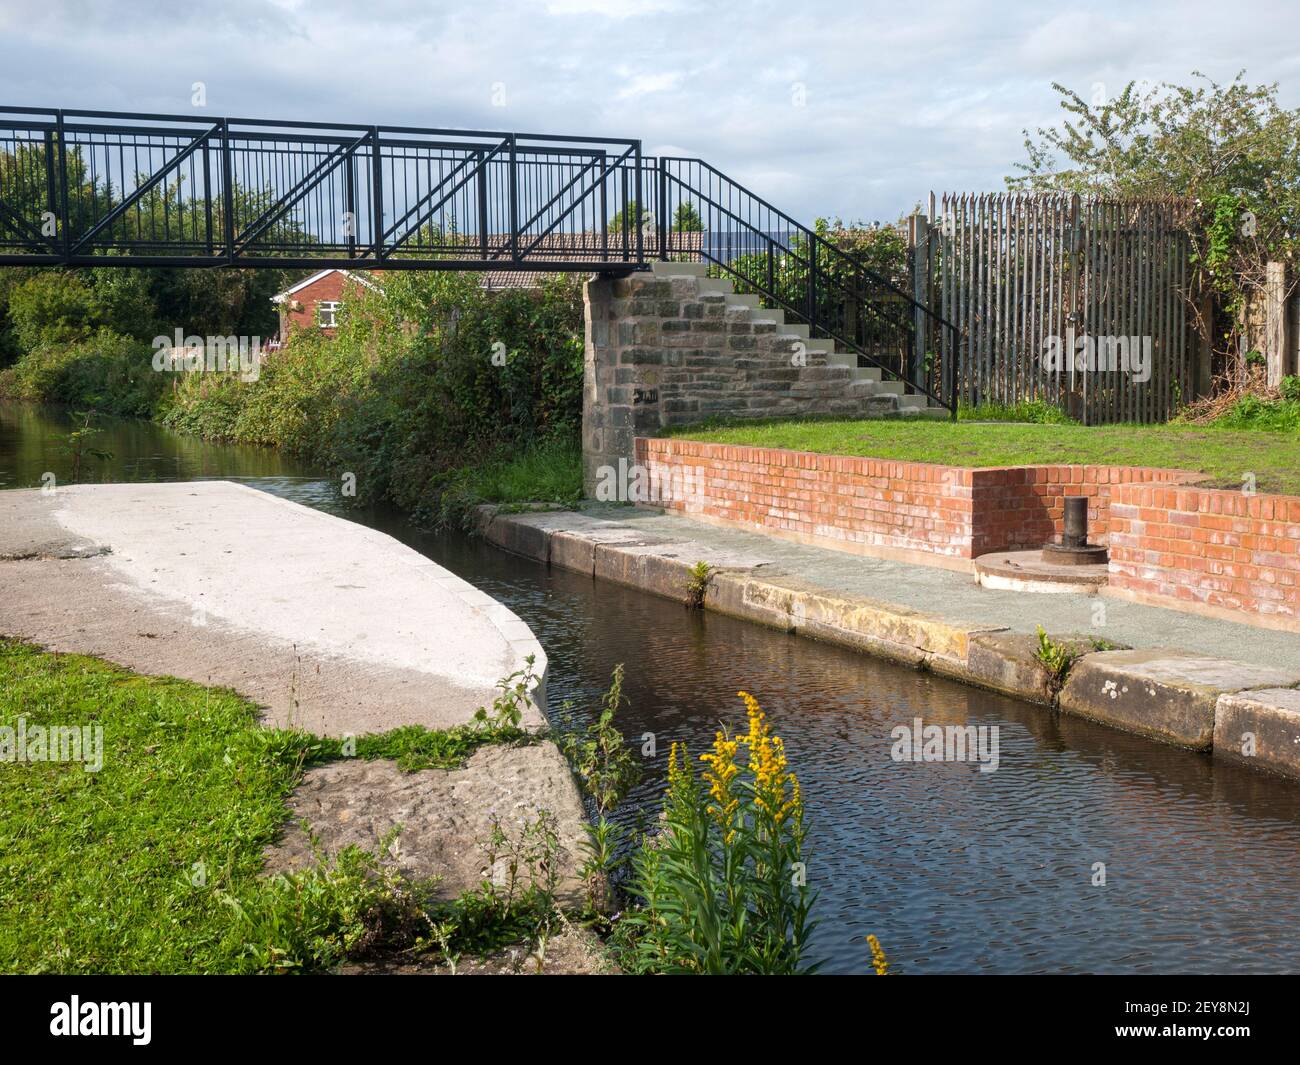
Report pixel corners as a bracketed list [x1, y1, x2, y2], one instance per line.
[1042, 495, 1108, 565]
[1062, 496, 1088, 549]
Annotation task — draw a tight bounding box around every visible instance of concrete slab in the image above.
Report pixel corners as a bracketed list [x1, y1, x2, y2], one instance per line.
[263, 742, 588, 905]
[0, 494, 108, 560]
[974, 549, 1108, 594]
[967, 632, 1129, 706]
[711, 570, 1001, 668]
[1214, 688, 1300, 779]
[1059, 650, 1300, 750]
[0, 483, 548, 734]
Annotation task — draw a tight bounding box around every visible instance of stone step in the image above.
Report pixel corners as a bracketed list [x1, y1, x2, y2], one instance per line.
[649, 259, 709, 277]
[869, 379, 906, 396]
[845, 385, 903, 410]
[695, 277, 731, 294]
[799, 350, 836, 366]
[823, 354, 884, 381]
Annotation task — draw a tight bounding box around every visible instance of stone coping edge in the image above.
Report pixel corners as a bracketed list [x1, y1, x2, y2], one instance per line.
[476, 505, 1300, 782]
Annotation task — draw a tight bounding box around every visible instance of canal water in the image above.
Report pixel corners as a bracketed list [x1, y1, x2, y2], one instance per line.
[5, 400, 1300, 975]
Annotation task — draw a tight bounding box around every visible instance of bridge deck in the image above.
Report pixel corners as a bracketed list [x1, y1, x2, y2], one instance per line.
[0, 107, 656, 270]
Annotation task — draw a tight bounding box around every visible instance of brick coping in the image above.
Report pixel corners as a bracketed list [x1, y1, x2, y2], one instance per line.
[645, 435, 1206, 487]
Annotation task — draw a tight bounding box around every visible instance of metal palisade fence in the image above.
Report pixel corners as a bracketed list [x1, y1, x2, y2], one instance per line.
[915, 192, 1195, 424]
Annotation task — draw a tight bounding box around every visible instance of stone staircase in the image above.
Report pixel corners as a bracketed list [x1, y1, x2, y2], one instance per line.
[647, 260, 948, 421]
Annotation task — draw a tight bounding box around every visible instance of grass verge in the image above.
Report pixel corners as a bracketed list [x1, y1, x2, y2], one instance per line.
[0, 638, 529, 973]
[668, 416, 1300, 495]
[437, 437, 583, 528]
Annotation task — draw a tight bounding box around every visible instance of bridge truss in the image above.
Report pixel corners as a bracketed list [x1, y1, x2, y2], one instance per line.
[0, 106, 959, 412]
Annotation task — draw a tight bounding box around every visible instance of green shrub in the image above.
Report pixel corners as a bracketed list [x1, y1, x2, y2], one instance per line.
[553, 664, 640, 816]
[0, 328, 164, 416]
[1212, 393, 1300, 432]
[2, 265, 586, 523]
[1033, 626, 1080, 695]
[6, 271, 95, 352]
[219, 841, 432, 973]
[157, 271, 584, 525]
[435, 438, 583, 528]
[959, 399, 1073, 424]
[685, 561, 714, 609]
[616, 692, 816, 975]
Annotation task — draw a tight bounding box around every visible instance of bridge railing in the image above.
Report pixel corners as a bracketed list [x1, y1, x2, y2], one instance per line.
[0, 107, 647, 270]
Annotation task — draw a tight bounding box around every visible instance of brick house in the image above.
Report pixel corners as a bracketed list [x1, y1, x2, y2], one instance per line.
[270, 269, 384, 340]
[268, 266, 554, 345]
[269, 232, 703, 344]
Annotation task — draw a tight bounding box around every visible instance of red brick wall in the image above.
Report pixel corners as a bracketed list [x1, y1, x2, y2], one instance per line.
[638, 436, 1300, 626]
[280, 271, 359, 336]
[637, 438, 977, 559]
[1109, 484, 1300, 622]
[637, 438, 1193, 561]
[968, 464, 1198, 556]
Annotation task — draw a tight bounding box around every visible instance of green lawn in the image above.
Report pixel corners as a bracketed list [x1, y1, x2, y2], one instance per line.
[669, 418, 1300, 496]
[0, 639, 528, 974]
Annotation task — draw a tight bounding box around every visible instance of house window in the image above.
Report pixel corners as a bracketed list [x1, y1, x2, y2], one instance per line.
[317, 301, 341, 328]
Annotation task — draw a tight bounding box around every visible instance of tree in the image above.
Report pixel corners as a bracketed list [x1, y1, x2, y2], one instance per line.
[672, 201, 703, 232]
[607, 200, 645, 234]
[6, 271, 95, 352]
[814, 217, 908, 289]
[608, 200, 705, 234]
[1011, 72, 1300, 375]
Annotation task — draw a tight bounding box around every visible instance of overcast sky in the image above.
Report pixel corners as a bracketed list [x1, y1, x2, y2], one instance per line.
[1, 0, 1297, 222]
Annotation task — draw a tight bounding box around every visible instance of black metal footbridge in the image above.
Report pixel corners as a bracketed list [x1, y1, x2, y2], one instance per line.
[0, 106, 957, 411]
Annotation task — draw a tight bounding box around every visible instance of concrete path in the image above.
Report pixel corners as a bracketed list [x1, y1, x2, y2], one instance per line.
[506, 503, 1300, 672]
[0, 482, 548, 734]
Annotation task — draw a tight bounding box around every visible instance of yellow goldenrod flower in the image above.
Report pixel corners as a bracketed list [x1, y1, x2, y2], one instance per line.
[866, 934, 890, 976]
[736, 691, 798, 824]
[699, 729, 740, 840]
[667, 741, 682, 789]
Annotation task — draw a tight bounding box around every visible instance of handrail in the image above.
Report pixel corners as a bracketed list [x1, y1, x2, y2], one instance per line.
[655, 158, 957, 415]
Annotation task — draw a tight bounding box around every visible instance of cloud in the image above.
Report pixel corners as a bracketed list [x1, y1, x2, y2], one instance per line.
[546, 0, 681, 16]
[614, 71, 684, 99]
[0, 0, 1296, 221]
[1017, 12, 1142, 75]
